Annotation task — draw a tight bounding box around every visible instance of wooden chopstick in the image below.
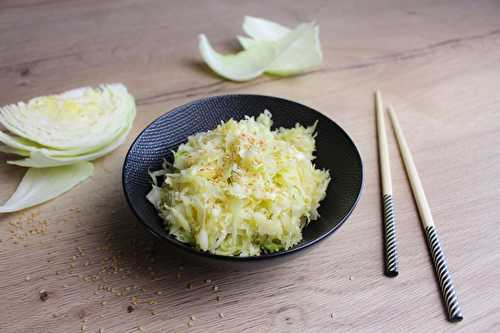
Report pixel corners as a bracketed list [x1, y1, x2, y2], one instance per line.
[375, 91, 399, 277]
[387, 106, 464, 322]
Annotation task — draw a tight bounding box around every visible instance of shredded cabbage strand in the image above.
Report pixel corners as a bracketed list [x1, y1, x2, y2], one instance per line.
[147, 111, 330, 256]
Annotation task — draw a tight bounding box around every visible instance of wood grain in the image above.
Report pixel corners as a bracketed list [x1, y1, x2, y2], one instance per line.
[1, 1, 500, 332]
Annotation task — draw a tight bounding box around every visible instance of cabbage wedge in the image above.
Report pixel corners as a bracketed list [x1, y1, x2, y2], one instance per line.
[0, 83, 136, 213]
[0, 83, 136, 167]
[0, 84, 134, 151]
[0, 162, 93, 213]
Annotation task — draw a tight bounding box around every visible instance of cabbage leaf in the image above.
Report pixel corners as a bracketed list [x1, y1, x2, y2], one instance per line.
[199, 22, 323, 81]
[0, 162, 93, 213]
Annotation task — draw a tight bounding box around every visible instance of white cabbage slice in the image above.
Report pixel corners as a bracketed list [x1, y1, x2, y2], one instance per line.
[199, 34, 279, 81]
[0, 161, 93, 213]
[199, 20, 322, 81]
[262, 23, 322, 76]
[0, 84, 135, 152]
[240, 18, 323, 76]
[242, 16, 290, 41]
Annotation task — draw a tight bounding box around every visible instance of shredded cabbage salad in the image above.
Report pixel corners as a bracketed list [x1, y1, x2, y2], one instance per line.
[147, 111, 330, 256]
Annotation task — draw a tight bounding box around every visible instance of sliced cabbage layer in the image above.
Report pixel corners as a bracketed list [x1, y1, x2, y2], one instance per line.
[200, 22, 322, 81]
[7, 120, 132, 167]
[0, 144, 30, 156]
[0, 84, 135, 152]
[0, 162, 93, 213]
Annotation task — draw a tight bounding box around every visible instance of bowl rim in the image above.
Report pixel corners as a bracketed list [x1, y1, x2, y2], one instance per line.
[122, 94, 364, 262]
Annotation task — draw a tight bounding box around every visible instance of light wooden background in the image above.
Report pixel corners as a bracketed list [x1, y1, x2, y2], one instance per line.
[1, 1, 500, 332]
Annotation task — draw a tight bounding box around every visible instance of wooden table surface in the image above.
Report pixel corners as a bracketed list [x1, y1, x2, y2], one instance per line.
[1, 1, 500, 332]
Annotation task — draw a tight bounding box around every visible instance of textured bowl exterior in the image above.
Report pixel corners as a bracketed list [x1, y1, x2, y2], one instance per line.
[123, 95, 363, 265]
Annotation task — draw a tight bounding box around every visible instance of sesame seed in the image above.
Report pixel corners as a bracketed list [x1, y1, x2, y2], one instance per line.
[349, 276, 354, 281]
[186, 283, 192, 290]
[218, 312, 224, 318]
[187, 321, 193, 327]
[39, 290, 49, 301]
[205, 279, 211, 284]
[190, 315, 196, 320]
[137, 327, 145, 332]
[213, 286, 218, 291]
[216, 296, 221, 302]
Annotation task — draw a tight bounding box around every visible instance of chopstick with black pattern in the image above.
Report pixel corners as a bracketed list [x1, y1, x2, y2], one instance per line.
[376, 91, 399, 277]
[388, 106, 463, 322]
[425, 225, 464, 322]
[383, 194, 398, 276]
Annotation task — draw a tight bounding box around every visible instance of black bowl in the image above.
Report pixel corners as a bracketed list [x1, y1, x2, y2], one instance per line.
[123, 95, 363, 267]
